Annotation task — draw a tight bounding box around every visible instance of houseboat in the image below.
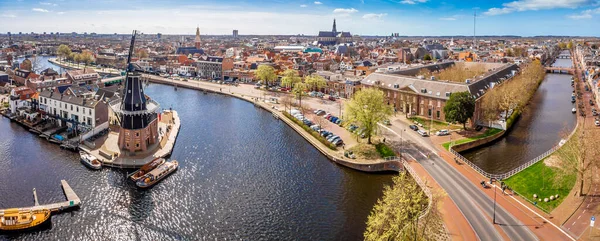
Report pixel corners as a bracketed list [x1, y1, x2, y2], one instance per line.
[136, 160, 178, 189]
[79, 151, 102, 170]
[0, 208, 51, 233]
[129, 158, 165, 182]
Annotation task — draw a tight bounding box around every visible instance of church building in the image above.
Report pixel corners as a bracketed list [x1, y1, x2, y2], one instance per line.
[317, 19, 353, 46]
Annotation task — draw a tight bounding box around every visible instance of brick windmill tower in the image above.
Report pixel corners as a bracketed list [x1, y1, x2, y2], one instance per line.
[111, 30, 160, 153]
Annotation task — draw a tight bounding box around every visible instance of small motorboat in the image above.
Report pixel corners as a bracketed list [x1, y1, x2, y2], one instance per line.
[129, 158, 165, 181]
[572, 108, 577, 114]
[79, 151, 102, 170]
[136, 160, 178, 189]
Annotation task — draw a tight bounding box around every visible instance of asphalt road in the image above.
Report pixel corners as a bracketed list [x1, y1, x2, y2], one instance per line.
[380, 124, 538, 241]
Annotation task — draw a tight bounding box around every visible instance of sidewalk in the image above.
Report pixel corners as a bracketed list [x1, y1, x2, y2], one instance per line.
[437, 149, 575, 241]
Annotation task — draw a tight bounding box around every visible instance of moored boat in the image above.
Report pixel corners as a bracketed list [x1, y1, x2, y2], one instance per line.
[129, 158, 165, 181]
[0, 208, 51, 233]
[136, 160, 178, 188]
[79, 151, 102, 170]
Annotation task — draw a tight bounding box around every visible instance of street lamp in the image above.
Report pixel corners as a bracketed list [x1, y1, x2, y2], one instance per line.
[428, 104, 434, 135]
[493, 180, 497, 224]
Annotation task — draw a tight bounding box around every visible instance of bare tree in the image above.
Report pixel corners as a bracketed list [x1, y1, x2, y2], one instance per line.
[555, 127, 600, 196]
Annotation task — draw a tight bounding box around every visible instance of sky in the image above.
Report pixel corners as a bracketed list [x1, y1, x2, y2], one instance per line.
[1, 0, 599, 36]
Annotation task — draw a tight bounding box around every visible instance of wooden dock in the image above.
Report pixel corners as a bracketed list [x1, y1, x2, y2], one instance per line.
[0, 180, 81, 215]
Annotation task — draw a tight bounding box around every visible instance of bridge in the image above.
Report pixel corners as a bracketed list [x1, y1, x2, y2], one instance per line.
[545, 66, 575, 74]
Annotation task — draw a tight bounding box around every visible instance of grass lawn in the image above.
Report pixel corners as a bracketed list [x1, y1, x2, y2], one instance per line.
[409, 117, 461, 133]
[503, 159, 576, 212]
[375, 143, 396, 158]
[442, 128, 503, 150]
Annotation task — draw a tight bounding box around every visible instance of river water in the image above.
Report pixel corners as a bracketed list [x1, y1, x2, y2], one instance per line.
[16, 55, 68, 74]
[0, 84, 392, 240]
[461, 51, 577, 174]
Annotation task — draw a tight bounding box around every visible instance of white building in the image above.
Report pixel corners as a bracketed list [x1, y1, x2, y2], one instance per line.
[39, 88, 112, 130]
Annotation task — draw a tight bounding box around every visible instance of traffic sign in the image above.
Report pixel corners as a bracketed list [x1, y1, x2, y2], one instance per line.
[591, 216, 595, 227]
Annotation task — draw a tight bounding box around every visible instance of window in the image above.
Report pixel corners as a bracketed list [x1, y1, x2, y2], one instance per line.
[437, 110, 440, 119]
[136, 143, 140, 148]
[428, 109, 432, 117]
[136, 132, 140, 137]
[89, 109, 91, 115]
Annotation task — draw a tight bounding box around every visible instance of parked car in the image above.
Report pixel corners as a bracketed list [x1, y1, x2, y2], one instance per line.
[335, 119, 342, 125]
[417, 129, 428, 137]
[320, 131, 331, 137]
[330, 117, 338, 123]
[590, 100, 595, 106]
[310, 125, 321, 131]
[596, 120, 600, 126]
[383, 120, 391, 125]
[436, 129, 449, 136]
[324, 113, 332, 119]
[328, 96, 336, 101]
[327, 135, 338, 142]
[409, 125, 419, 131]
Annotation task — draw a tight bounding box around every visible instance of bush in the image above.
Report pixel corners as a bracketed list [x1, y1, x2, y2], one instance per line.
[283, 112, 337, 150]
[375, 143, 396, 158]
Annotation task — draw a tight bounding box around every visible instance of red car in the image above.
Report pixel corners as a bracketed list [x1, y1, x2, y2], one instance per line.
[328, 96, 336, 101]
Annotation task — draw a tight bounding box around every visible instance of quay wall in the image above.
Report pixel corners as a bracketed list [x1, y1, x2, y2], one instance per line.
[450, 129, 506, 153]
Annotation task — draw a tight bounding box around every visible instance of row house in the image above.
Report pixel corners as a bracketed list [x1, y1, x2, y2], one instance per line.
[194, 56, 234, 80]
[65, 68, 100, 85]
[39, 88, 110, 130]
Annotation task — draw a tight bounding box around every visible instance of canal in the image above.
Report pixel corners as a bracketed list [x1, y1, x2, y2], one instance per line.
[0, 84, 392, 240]
[461, 51, 577, 174]
[16, 55, 68, 74]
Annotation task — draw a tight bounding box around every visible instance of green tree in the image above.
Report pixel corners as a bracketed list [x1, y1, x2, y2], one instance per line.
[74, 53, 82, 68]
[255, 65, 277, 86]
[443, 91, 475, 129]
[506, 48, 514, 57]
[304, 74, 327, 92]
[567, 41, 573, 50]
[80, 52, 94, 68]
[57, 44, 72, 62]
[292, 82, 307, 114]
[364, 172, 442, 241]
[345, 88, 393, 144]
[281, 69, 301, 88]
[558, 42, 567, 49]
[423, 54, 432, 61]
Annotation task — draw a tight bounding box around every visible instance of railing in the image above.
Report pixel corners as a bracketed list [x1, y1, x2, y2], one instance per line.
[449, 121, 579, 180]
[109, 99, 160, 116]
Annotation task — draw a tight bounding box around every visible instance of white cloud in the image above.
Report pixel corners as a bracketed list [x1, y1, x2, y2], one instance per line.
[362, 13, 387, 19]
[333, 8, 358, 14]
[400, 0, 427, 4]
[40, 2, 57, 6]
[568, 7, 600, 19]
[300, 4, 307, 7]
[314, 1, 322, 4]
[2, 14, 17, 18]
[439, 17, 456, 21]
[32, 8, 50, 12]
[485, 0, 591, 16]
[57, 11, 66, 15]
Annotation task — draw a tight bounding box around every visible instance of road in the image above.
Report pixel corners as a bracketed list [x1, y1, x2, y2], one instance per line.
[380, 123, 539, 241]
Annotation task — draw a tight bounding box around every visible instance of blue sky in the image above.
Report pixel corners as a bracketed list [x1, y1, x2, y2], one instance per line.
[1, 0, 599, 36]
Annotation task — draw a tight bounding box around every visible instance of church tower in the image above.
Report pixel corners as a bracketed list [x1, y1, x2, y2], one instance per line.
[195, 26, 201, 50]
[332, 19, 337, 34]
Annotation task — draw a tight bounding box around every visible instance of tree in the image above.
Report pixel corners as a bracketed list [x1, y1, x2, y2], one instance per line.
[443, 91, 475, 129]
[136, 49, 149, 59]
[80, 52, 93, 68]
[292, 82, 307, 113]
[345, 88, 393, 144]
[74, 53, 82, 67]
[57, 44, 72, 62]
[67, 52, 76, 62]
[364, 172, 442, 241]
[567, 41, 573, 50]
[558, 42, 567, 49]
[255, 65, 277, 85]
[506, 48, 514, 57]
[280, 69, 301, 88]
[304, 74, 327, 92]
[423, 54, 432, 61]
[280, 95, 292, 113]
[556, 128, 600, 196]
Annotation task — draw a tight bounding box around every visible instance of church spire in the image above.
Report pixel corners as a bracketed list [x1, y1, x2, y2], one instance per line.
[332, 19, 337, 34]
[195, 25, 201, 49]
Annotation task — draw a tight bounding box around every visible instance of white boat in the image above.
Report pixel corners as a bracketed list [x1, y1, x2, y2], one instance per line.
[136, 160, 178, 188]
[572, 108, 576, 114]
[79, 151, 102, 170]
[129, 158, 165, 181]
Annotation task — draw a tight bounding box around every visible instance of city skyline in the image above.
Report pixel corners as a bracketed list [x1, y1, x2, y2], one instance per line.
[1, 0, 600, 36]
